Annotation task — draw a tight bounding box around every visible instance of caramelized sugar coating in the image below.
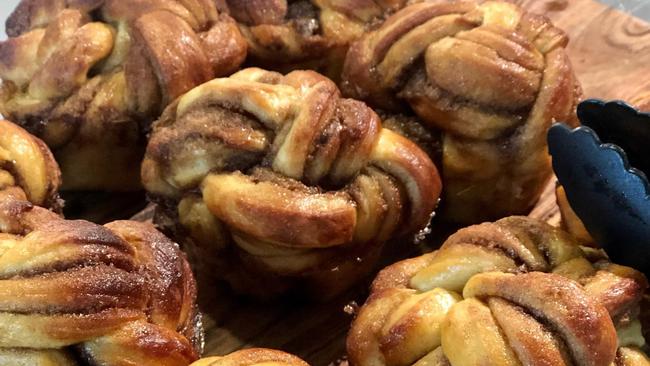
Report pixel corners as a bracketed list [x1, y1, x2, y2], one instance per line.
[0, 193, 202, 366]
[223, 0, 407, 78]
[191, 348, 309, 366]
[348, 216, 649, 366]
[142, 67, 442, 298]
[342, 1, 582, 223]
[0, 0, 247, 191]
[0, 119, 61, 209]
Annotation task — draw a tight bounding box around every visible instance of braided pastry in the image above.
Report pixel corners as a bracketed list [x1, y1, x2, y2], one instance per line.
[342, 0, 582, 223]
[0, 119, 60, 209]
[0, 0, 247, 191]
[191, 348, 309, 366]
[348, 216, 649, 366]
[224, 0, 407, 78]
[0, 193, 202, 365]
[142, 67, 441, 298]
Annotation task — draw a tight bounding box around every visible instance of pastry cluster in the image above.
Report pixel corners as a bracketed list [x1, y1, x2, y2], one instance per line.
[142, 67, 441, 297]
[0, 119, 311, 366]
[135, 0, 582, 297]
[0, 0, 580, 222]
[348, 216, 649, 366]
[1, 1, 642, 365]
[0, 121, 316, 366]
[0, 0, 247, 190]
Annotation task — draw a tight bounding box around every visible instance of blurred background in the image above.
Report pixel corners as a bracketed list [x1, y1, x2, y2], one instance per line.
[0, 0, 648, 39]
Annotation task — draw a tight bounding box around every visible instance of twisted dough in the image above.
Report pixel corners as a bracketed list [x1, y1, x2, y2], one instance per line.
[142, 67, 441, 298]
[0, 0, 247, 190]
[342, 0, 582, 223]
[224, 0, 407, 77]
[348, 216, 649, 366]
[191, 349, 309, 366]
[0, 193, 201, 366]
[0, 119, 60, 209]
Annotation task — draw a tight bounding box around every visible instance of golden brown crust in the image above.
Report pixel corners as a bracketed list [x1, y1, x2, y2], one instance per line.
[341, 0, 582, 223]
[224, 0, 407, 78]
[615, 347, 650, 366]
[0, 193, 201, 365]
[463, 272, 617, 366]
[142, 67, 441, 298]
[0, 0, 247, 191]
[556, 185, 595, 245]
[347, 216, 649, 366]
[0, 119, 61, 209]
[191, 349, 310, 366]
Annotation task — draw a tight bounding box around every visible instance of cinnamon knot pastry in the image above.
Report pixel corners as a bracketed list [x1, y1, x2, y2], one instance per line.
[0, 0, 247, 191]
[142, 67, 442, 298]
[224, 0, 407, 78]
[342, 0, 582, 223]
[191, 348, 309, 366]
[348, 216, 649, 366]
[0, 193, 201, 366]
[0, 119, 61, 209]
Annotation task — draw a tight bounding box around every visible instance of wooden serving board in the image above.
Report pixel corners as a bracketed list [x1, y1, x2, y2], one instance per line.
[127, 2, 650, 365]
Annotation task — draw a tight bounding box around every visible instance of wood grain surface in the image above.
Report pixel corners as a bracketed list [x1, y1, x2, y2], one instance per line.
[133, 2, 650, 365]
[518, 0, 650, 106]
